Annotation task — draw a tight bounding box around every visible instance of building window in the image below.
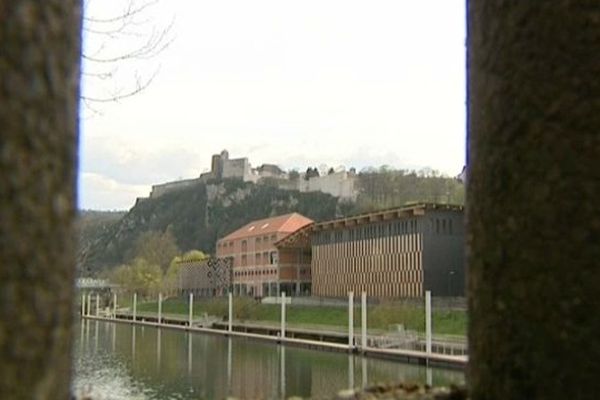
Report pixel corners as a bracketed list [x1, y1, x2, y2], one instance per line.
[256, 237, 261, 246]
[241, 255, 247, 266]
[242, 240, 247, 252]
[270, 251, 278, 264]
[255, 253, 261, 265]
[271, 234, 276, 242]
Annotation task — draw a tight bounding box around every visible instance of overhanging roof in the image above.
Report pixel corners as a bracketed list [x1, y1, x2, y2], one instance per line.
[274, 203, 463, 247]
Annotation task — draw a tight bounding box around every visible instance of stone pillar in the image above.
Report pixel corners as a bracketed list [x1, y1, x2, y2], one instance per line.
[467, 2, 599, 399]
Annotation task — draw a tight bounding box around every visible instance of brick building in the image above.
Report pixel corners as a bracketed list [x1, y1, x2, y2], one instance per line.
[277, 204, 465, 298]
[216, 213, 313, 297]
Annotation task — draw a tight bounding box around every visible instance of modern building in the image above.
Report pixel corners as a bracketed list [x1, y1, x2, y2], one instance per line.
[216, 213, 313, 297]
[175, 257, 233, 297]
[277, 203, 465, 298]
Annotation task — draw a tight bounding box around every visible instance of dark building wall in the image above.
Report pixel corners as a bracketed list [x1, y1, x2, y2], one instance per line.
[311, 208, 465, 298]
[311, 218, 425, 298]
[422, 211, 465, 296]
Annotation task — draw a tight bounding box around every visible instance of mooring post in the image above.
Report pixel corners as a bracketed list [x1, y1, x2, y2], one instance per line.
[425, 290, 432, 355]
[361, 291, 367, 351]
[280, 291, 286, 340]
[188, 292, 194, 327]
[228, 291, 233, 333]
[348, 291, 354, 350]
[158, 292, 162, 324]
[95, 293, 100, 316]
[113, 292, 117, 319]
[133, 292, 137, 322]
[81, 294, 85, 316]
[86, 293, 92, 316]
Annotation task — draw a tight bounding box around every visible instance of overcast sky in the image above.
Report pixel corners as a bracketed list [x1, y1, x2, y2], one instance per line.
[79, 0, 466, 210]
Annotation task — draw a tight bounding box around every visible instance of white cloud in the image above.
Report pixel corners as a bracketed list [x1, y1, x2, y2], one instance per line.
[80, 0, 466, 209]
[78, 172, 149, 210]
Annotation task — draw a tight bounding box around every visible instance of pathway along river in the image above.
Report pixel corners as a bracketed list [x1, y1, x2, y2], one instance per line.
[73, 320, 464, 399]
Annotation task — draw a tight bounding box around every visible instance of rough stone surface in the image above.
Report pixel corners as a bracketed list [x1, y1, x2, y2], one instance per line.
[336, 383, 467, 400]
[467, 1, 600, 399]
[0, 1, 82, 398]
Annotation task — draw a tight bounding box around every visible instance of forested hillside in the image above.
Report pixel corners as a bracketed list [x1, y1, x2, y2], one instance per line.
[78, 180, 345, 275]
[354, 167, 464, 212]
[77, 210, 126, 274]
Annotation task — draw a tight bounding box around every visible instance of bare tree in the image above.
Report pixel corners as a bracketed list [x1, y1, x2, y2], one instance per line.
[81, 0, 173, 106]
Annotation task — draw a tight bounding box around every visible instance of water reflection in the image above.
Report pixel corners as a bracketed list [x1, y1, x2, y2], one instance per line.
[157, 329, 162, 372]
[74, 321, 464, 399]
[132, 325, 136, 359]
[112, 322, 116, 353]
[427, 366, 433, 386]
[227, 338, 232, 395]
[348, 355, 354, 389]
[187, 333, 192, 376]
[94, 321, 99, 353]
[362, 356, 368, 388]
[279, 345, 286, 399]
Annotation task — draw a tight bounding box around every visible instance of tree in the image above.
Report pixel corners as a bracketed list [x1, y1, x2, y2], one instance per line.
[0, 1, 81, 398]
[126, 229, 180, 272]
[180, 249, 208, 262]
[111, 258, 162, 297]
[288, 169, 300, 181]
[467, 1, 599, 399]
[304, 167, 320, 180]
[82, 0, 173, 105]
[162, 250, 208, 295]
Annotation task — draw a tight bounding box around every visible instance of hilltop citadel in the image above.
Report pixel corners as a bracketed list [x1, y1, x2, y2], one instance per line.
[143, 150, 358, 201]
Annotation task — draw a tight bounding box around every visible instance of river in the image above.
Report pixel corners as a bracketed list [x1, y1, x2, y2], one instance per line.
[73, 320, 464, 399]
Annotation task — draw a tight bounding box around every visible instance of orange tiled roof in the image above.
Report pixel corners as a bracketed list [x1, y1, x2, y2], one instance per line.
[219, 213, 313, 242]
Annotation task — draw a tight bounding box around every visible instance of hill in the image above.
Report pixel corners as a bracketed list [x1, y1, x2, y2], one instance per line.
[78, 170, 464, 276]
[78, 179, 347, 275]
[77, 210, 126, 274]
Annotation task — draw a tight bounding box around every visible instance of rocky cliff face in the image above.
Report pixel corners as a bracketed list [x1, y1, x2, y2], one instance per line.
[78, 179, 346, 275]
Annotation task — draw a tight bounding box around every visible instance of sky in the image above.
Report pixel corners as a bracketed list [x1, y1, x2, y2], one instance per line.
[79, 0, 466, 210]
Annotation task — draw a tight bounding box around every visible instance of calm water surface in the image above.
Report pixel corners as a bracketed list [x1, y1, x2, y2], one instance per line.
[73, 320, 464, 399]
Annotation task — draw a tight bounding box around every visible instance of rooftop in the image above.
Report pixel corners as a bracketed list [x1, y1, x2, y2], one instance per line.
[275, 203, 463, 247]
[219, 212, 313, 242]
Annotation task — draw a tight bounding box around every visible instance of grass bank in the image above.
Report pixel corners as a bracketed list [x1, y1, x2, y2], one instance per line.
[136, 297, 467, 336]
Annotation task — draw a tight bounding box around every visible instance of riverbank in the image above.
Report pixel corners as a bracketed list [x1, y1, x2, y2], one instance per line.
[135, 297, 467, 337]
